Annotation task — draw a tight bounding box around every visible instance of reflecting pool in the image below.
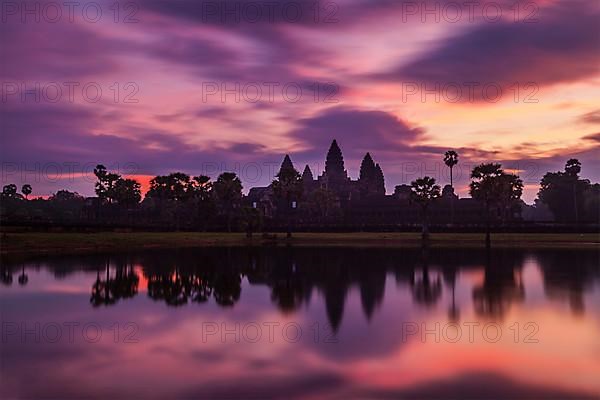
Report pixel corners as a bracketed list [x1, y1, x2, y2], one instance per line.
[1, 247, 599, 399]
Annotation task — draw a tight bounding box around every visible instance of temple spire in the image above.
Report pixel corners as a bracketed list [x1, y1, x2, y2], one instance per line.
[302, 165, 314, 181]
[278, 154, 295, 175]
[374, 163, 385, 195]
[359, 152, 376, 181]
[325, 139, 346, 178]
[359, 153, 385, 197]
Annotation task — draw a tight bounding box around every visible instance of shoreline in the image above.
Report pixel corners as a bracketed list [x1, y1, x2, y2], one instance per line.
[1, 232, 599, 256]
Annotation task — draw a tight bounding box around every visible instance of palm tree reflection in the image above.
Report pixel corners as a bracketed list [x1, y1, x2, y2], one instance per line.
[411, 245, 442, 308]
[472, 250, 525, 319]
[91, 258, 139, 307]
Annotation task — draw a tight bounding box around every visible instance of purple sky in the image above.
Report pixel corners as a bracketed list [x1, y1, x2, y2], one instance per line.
[1, 0, 599, 202]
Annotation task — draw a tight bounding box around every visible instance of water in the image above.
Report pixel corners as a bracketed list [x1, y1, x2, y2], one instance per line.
[1, 247, 599, 399]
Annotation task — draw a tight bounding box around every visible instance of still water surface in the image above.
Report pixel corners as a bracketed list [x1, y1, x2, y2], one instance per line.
[1, 247, 599, 399]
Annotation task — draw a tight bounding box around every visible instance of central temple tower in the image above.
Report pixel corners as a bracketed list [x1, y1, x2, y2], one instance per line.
[322, 140, 349, 193]
[325, 140, 347, 179]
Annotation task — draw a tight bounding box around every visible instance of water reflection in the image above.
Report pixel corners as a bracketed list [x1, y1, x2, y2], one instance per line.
[1, 247, 599, 399]
[2, 248, 599, 324]
[91, 260, 139, 307]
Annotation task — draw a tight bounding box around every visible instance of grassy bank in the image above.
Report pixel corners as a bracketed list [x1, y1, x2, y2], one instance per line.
[1, 232, 599, 255]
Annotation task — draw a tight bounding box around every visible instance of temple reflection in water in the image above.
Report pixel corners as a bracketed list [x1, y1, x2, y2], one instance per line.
[3, 247, 598, 328]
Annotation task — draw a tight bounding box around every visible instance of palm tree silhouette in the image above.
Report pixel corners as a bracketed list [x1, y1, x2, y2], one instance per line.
[411, 245, 442, 307]
[410, 176, 441, 241]
[565, 159, 581, 224]
[443, 151, 459, 188]
[21, 184, 32, 200]
[470, 163, 523, 248]
[443, 151, 459, 224]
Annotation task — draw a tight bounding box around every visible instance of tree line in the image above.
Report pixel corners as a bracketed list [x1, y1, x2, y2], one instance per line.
[2, 152, 599, 238]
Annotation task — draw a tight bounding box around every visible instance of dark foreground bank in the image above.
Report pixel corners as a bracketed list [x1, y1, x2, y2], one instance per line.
[1, 232, 599, 256]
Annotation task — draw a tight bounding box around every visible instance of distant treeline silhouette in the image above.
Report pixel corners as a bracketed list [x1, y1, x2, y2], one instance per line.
[1, 147, 599, 235]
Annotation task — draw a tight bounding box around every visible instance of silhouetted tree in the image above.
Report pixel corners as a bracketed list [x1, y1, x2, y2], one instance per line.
[213, 172, 243, 232]
[410, 176, 441, 240]
[470, 164, 523, 248]
[21, 184, 32, 200]
[538, 159, 592, 223]
[443, 150, 459, 188]
[443, 150, 459, 224]
[146, 173, 198, 228]
[49, 190, 84, 202]
[147, 173, 191, 201]
[2, 184, 20, 198]
[189, 175, 214, 230]
[565, 158, 582, 224]
[46, 190, 85, 222]
[113, 178, 141, 206]
[94, 164, 120, 203]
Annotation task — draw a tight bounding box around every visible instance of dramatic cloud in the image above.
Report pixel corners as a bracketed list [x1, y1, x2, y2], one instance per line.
[579, 110, 600, 125]
[377, 1, 600, 98]
[583, 133, 600, 143]
[289, 106, 425, 158]
[0, 17, 122, 80]
[1, 0, 599, 200]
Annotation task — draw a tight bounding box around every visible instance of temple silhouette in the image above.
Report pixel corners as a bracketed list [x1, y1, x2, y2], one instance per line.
[248, 139, 493, 226]
[5, 139, 597, 231]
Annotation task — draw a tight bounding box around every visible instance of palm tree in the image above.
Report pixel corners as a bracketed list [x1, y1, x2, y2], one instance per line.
[565, 159, 581, 224]
[410, 176, 441, 241]
[443, 150, 459, 188]
[21, 184, 32, 200]
[443, 151, 459, 224]
[93, 164, 120, 204]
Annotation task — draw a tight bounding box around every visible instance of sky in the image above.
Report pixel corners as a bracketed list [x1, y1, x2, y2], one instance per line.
[1, 0, 599, 203]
